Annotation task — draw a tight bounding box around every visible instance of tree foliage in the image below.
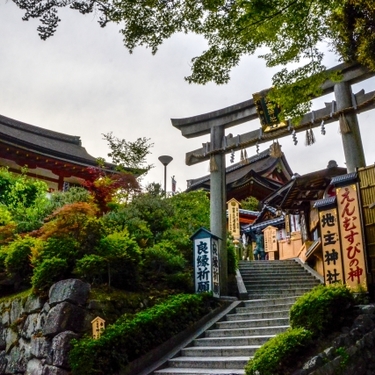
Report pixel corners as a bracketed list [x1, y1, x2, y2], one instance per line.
[0, 167, 51, 232]
[103, 132, 153, 175]
[82, 167, 140, 213]
[11, 0, 375, 118]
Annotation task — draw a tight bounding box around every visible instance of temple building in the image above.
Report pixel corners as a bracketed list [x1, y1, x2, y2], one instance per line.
[0, 114, 122, 191]
[187, 143, 294, 202]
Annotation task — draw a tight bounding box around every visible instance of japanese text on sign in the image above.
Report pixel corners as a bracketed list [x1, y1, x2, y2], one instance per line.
[319, 208, 344, 285]
[336, 184, 367, 290]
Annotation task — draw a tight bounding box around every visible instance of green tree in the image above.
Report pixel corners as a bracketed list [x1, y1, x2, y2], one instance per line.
[3, 235, 41, 289]
[11, 0, 375, 118]
[0, 167, 51, 232]
[103, 132, 154, 176]
[240, 196, 259, 211]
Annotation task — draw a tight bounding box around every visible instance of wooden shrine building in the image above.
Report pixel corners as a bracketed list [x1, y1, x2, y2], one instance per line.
[0, 114, 117, 191]
[187, 144, 294, 202]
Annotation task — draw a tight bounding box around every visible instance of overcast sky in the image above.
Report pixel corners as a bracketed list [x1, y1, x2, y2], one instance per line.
[1, 0, 375, 193]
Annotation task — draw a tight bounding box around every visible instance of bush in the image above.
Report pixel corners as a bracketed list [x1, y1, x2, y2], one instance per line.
[4, 236, 41, 285]
[37, 237, 80, 268]
[0, 206, 12, 225]
[31, 257, 69, 296]
[165, 271, 194, 292]
[227, 238, 238, 275]
[245, 328, 313, 375]
[69, 293, 216, 375]
[73, 254, 107, 285]
[96, 231, 142, 290]
[290, 284, 355, 337]
[143, 241, 186, 274]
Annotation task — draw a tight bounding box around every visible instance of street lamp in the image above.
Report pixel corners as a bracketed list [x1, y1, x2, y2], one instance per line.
[158, 155, 173, 194]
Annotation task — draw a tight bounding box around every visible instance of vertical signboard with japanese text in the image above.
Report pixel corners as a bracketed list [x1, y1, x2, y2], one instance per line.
[263, 225, 278, 260]
[211, 237, 220, 298]
[336, 184, 367, 291]
[191, 228, 220, 298]
[227, 198, 240, 239]
[319, 207, 344, 284]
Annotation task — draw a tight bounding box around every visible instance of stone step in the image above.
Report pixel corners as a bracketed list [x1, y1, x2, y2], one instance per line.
[246, 288, 312, 298]
[205, 325, 289, 337]
[193, 335, 274, 347]
[239, 262, 307, 267]
[240, 267, 314, 277]
[235, 304, 294, 315]
[216, 317, 289, 329]
[239, 260, 297, 265]
[154, 368, 245, 374]
[239, 268, 307, 274]
[181, 345, 260, 357]
[239, 263, 306, 268]
[243, 282, 319, 290]
[226, 309, 290, 320]
[241, 296, 299, 307]
[166, 356, 250, 369]
[240, 272, 316, 278]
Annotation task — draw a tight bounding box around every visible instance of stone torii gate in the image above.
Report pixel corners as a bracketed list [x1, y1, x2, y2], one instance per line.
[172, 62, 375, 295]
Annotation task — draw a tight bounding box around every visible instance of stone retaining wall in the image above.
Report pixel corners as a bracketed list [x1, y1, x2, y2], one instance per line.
[0, 279, 91, 375]
[296, 304, 375, 375]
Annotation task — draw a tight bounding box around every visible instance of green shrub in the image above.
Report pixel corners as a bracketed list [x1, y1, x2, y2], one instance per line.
[38, 237, 80, 268]
[49, 187, 92, 209]
[69, 293, 216, 375]
[0, 250, 7, 272]
[0, 205, 12, 225]
[227, 238, 238, 275]
[4, 236, 40, 284]
[96, 231, 142, 290]
[73, 254, 107, 284]
[165, 271, 194, 292]
[245, 328, 313, 375]
[290, 284, 355, 337]
[143, 241, 186, 274]
[31, 257, 69, 296]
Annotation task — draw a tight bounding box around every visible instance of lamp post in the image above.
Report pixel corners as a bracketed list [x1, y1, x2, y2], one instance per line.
[158, 155, 173, 195]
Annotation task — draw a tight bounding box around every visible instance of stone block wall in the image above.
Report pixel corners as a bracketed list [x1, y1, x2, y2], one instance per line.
[295, 304, 375, 375]
[0, 279, 91, 375]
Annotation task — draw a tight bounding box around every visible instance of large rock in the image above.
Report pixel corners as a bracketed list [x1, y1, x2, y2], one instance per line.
[21, 313, 39, 340]
[6, 344, 28, 374]
[9, 299, 23, 325]
[24, 295, 45, 314]
[48, 279, 90, 307]
[0, 351, 7, 375]
[1, 302, 10, 326]
[4, 328, 18, 353]
[42, 302, 85, 337]
[30, 337, 52, 359]
[52, 331, 78, 369]
[25, 358, 43, 375]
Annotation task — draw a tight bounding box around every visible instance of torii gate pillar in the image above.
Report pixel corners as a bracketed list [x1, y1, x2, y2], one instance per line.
[334, 82, 366, 172]
[210, 125, 228, 296]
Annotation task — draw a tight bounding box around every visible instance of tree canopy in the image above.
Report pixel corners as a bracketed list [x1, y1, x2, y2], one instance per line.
[12, 0, 375, 118]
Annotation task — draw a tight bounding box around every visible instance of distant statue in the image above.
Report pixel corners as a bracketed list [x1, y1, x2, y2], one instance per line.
[253, 232, 265, 260]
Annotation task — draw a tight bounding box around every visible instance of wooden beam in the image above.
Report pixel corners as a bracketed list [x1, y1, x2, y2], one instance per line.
[172, 63, 375, 139]
[184, 89, 375, 165]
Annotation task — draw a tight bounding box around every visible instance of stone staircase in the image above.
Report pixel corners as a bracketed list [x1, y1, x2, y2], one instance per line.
[153, 259, 322, 375]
